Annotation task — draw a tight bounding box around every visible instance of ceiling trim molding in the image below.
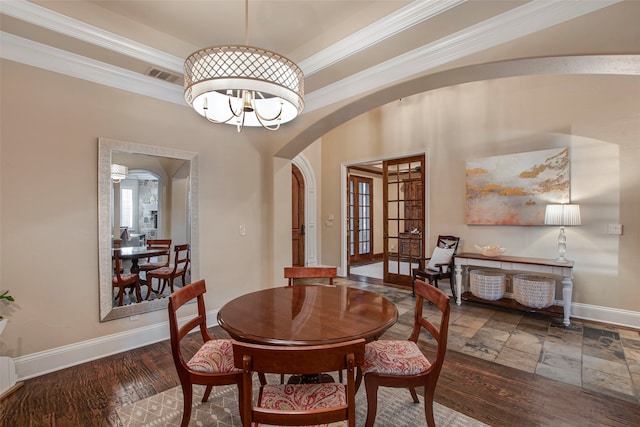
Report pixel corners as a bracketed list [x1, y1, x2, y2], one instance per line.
[298, 0, 467, 75]
[1, 0, 184, 73]
[305, 0, 621, 112]
[0, 0, 623, 113]
[0, 32, 184, 105]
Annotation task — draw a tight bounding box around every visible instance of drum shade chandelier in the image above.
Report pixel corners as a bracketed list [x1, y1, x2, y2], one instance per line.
[183, 0, 304, 132]
[111, 164, 128, 183]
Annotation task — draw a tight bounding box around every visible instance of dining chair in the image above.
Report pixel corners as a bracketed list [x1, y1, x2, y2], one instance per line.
[112, 250, 141, 306]
[138, 239, 172, 273]
[411, 235, 460, 298]
[357, 278, 450, 427]
[283, 265, 340, 383]
[232, 338, 365, 427]
[284, 266, 337, 286]
[168, 279, 243, 427]
[146, 243, 190, 299]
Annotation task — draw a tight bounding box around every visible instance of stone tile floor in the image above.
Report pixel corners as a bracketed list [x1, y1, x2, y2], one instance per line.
[339, 277, 640, 404]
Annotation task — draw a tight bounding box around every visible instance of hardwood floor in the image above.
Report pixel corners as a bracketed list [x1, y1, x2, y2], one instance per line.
[1, 281, 639, 426]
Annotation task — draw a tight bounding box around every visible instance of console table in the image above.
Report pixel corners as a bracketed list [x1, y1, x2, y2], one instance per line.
[454, 253, 574, 326]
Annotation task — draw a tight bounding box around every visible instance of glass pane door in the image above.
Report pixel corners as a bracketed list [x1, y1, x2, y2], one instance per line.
[383, 155, 425, 286]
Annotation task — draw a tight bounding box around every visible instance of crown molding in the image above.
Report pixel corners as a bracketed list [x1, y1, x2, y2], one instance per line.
[0, 0, 622, 113]
[305, 0, 621, 112]
[1, 0, 184, 73]
[298, 0, 467, 75]
[0, 32, 184, 105]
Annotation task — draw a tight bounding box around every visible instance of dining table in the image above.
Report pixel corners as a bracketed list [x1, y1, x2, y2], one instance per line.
[217, 285, 398, 346]
[115, 246, 170, 274]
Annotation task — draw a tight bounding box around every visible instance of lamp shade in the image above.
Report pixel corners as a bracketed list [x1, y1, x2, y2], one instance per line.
[544, 204, 581, 226]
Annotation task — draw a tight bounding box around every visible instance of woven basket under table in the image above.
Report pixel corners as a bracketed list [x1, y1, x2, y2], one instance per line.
[470, 270, 506, 301]
[513, 274, 555, 309]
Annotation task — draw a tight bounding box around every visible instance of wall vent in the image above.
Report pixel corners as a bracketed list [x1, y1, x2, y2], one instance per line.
[145, 67, 181, 83]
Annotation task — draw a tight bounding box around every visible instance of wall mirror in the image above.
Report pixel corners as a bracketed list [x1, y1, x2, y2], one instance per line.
[98, 138, 199, 321]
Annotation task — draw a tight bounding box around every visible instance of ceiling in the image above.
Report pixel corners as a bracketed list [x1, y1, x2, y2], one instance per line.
[1, 1, 639, 144]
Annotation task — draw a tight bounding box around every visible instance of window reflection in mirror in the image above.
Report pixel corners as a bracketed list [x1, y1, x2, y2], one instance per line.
[99, 138, 199, 321]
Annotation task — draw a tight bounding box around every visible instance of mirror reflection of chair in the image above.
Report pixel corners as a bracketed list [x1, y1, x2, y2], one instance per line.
[411, 235, 460, 298]
[112, 250, 141, 306]
[357, 279, 451, 427]
[168, 279, 242, 427]
[233, 339, 365, 427]
[146, 244, 190, 299]
[138, 239, 172, 273]
[284, 266, 337, 286]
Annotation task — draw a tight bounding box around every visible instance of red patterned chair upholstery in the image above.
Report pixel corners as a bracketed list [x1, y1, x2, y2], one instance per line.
[357, 278, 450, 427]
[168, 279, 242, 427]
[232, 338, 365, 427]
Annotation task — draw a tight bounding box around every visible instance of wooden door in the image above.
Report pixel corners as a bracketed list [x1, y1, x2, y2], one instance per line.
[348, 175, 373, 264]
[383, 155, 425, 287]
[292, 165, 305, 266]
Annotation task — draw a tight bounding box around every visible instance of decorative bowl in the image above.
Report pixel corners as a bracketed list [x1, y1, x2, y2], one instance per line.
[474, 244, 506, 257]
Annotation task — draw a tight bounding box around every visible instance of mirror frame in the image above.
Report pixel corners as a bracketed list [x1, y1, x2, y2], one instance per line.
[98, 137, 199, 321]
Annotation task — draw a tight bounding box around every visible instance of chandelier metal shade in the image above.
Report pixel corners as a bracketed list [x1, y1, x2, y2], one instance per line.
[183, 46, 304, 132]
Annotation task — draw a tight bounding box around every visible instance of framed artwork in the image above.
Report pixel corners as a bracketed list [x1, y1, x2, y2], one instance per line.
[466, 148, 570, 225]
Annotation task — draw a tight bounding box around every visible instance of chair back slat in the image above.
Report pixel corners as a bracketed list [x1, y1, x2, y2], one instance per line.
[284, 266, 337, 286]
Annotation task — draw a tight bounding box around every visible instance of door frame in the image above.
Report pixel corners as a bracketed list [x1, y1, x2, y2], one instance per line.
[340, 150, 429, 277]
[292, 154, 318, 266]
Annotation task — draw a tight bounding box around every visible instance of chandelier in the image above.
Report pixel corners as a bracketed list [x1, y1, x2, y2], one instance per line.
[183, 1, 304, 132]
[111, 164, 128, 183]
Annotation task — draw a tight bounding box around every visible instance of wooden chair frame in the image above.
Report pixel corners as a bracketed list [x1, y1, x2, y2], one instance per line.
[357, 279, 450, 427]
[233, 339, 365, 427]
[412, 235, 460, 298]
[146, 243, 190, 299]
[138, 239, 172, 272]
[284, 266, 337, 286]
[112, 250, 141, 306]
[168, 279, 242, 427]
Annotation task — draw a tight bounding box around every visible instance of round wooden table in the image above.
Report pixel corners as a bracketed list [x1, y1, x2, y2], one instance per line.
[115, 246, 170, 274]
[217, 285, 398, 346]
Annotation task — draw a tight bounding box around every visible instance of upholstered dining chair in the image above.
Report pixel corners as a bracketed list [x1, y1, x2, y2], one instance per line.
[357, 278, 450, 427]
[411, 235, 460, 298]
[112, 250, 141, 306]
[284, 266, 337, 286]
[146, 243, 190, 299]
[138, 239, 172, 273]
[232, 338, 365, 427]
[168, 279, 243, 427]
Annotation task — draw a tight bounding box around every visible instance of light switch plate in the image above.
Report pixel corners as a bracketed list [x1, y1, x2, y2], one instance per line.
[607, 224, 623, 235]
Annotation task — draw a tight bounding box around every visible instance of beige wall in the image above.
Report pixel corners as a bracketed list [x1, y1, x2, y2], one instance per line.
[0, 60, 272, 357]
[320, 74, 640, 313]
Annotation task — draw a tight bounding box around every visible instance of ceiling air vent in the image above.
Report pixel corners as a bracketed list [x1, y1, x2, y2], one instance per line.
[145, 67, 181, 83]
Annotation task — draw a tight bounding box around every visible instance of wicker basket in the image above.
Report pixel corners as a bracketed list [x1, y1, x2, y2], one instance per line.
[513, 274, 555, 308]
[470, 270, 506, 301]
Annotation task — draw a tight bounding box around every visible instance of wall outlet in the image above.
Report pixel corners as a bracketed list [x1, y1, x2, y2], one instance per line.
[607, 224, 623, 235]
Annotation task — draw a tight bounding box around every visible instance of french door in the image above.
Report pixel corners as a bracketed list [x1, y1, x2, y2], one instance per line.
[383, 155, 425, 287]
[348, 175, 373, 264]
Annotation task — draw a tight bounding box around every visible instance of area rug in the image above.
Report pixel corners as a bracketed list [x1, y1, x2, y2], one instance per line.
[351, 261, 419, 280]
[117, 376, 489, 427]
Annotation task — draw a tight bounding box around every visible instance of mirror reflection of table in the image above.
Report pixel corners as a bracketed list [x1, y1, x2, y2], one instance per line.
[114, 246, 170, 274]
[217, 285, 398, 346]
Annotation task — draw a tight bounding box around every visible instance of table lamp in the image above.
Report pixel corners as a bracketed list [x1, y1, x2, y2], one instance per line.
[544, 204, 581, 262]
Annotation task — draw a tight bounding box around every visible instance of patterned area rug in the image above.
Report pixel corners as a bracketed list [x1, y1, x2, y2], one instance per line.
[117, 376, 488, 427]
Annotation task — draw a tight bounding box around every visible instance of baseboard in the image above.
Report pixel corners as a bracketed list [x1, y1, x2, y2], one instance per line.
[13, 302, 639, 381]
[14, 309, 220, 381]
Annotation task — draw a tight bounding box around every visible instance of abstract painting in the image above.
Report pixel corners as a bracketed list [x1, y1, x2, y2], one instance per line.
[466, 148, 570, 225]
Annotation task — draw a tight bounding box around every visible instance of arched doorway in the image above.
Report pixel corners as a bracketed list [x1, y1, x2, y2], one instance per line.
[291, 164, 305, 266]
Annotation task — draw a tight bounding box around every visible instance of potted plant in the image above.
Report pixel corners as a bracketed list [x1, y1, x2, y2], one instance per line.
[0, 290, 15, 335]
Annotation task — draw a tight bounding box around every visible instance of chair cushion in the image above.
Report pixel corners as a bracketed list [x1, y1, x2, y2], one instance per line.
[362, 340, 431, 376]
[187, 339, 238, 373]
[259, 383, 346, 411]
[427, 247, 454, 273]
